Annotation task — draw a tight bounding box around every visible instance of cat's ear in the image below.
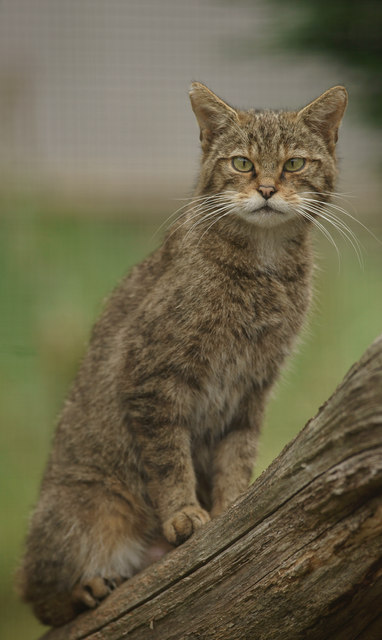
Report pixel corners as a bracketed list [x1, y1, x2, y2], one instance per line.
[298, 86, 348, 151]
[189, 82, 239, 151]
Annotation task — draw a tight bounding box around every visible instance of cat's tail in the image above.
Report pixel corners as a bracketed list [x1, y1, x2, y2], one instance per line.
[16, 565, 83, 627]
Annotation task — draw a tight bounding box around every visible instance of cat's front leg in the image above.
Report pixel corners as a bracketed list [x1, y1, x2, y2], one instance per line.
[135, 422, 210, 545]
[211, 394, 265, 518]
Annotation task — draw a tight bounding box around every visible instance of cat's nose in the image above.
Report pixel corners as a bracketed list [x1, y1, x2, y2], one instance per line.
[258, 185, 276, 200]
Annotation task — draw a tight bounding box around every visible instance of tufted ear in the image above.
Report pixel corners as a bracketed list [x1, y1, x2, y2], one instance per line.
[189, 82, 239, 152]
[298, 86, 348, 151]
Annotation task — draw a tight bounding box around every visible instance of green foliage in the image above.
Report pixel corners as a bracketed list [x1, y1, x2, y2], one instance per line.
[0, 203, 381, 638]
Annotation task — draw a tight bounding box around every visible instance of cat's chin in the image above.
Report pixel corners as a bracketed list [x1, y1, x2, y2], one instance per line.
[238, 206, 295, 229]
[256, 205, 278, 215]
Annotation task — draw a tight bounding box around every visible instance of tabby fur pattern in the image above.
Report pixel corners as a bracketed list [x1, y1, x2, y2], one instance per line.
[18, 82, 347, 626]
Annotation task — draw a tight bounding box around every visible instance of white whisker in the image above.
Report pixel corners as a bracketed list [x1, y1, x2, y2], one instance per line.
[160, 193, 236, 244]
[300, 196, 381, 245]
[310, 208, 363, 262]
[182, 202, 237, 245]
[176, 198, 235, 234]
[197, 207, 237, 246]
[301, 190, 355, 199]
[295, 206, 342, 269]
[164, 205, 218, 244]
[300, 191, 356, 210]
[152, 191, 236, 240]
[300, 202, 364, 268]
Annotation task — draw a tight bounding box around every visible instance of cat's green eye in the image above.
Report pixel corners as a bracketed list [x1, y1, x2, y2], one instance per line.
[232, 156, 254, 173]
[283, 158, 305, 172]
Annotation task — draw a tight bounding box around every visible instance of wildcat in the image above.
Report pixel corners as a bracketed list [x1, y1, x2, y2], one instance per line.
[18, 82, 347, 626]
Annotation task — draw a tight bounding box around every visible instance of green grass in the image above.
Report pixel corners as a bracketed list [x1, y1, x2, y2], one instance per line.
[0, 202, 381, 639]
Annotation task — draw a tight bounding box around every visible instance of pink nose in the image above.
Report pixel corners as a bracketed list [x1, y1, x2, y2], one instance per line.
[258, 185, 276, 200]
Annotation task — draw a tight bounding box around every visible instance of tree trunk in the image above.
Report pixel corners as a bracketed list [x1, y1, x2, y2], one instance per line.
[42, 335, 382, 640]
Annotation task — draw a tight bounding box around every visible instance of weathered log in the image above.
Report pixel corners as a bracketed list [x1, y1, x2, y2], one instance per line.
[42, 335, 382, 640]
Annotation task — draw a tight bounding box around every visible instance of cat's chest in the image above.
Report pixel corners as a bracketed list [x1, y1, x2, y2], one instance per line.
[188, 267, 310, 431]
[200, 263, 308, 349]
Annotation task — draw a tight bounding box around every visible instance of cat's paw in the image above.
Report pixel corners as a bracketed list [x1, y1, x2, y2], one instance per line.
[163, 505, 210, 545]
[71, 575, 125, 610]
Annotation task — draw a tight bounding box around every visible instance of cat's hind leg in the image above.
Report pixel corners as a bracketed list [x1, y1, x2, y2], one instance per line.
[18, 481, 154, 626]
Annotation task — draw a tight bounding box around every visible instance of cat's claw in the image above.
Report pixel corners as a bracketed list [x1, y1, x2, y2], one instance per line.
[163, 505, 210, 545]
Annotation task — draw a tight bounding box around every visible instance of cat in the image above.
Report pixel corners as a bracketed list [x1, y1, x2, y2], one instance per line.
[17, 82, 347, 627]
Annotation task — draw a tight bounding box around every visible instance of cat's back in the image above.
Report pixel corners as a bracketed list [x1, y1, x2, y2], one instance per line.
[48, 244, 172, 462]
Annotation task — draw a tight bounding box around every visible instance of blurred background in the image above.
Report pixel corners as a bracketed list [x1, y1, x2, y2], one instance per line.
[0, 1, 381, 637]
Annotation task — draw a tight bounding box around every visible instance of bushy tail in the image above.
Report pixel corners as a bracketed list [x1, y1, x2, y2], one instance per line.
[16, 565, 82, 628]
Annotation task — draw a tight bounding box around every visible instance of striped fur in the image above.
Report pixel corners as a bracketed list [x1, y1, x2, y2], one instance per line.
[18, 83, 347, 626]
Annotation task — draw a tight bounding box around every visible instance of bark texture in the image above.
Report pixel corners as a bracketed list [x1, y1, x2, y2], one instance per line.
[41, 335, 382, 640]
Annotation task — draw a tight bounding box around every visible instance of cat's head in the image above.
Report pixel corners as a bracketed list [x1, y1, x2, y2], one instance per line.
[189, 83, 347, 229]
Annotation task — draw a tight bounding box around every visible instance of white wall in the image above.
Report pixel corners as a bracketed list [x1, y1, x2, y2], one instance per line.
[0, 0, 379, 211]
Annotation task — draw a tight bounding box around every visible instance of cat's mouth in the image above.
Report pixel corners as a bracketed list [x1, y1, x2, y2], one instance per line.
[255, 205, 283, 215]
[241, 201, 294, 227]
